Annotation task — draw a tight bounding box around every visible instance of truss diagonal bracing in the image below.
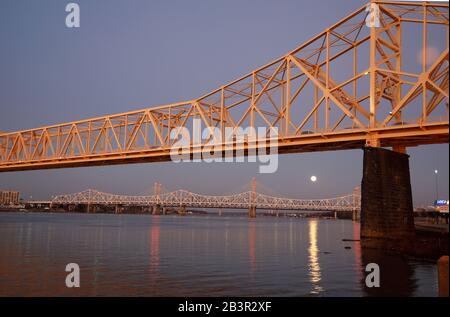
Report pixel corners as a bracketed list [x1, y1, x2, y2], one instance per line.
[0, 1, 448, 172]
[52, 187, 361, 212]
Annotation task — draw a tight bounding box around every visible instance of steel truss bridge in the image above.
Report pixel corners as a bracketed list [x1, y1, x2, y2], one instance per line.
[51, 187, 361, 212]
[0, 1, 448, 172]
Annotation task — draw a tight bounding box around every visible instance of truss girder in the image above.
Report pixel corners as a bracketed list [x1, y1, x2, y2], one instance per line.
[52, 188, 361, 212]
[0, 1, 448, 172]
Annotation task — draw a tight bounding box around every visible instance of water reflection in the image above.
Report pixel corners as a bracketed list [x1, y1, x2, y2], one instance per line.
[308, 219, 323, 295]
[0, 213, 437, 296]
[149, 216, 160, 274]
[248, 221, 256, 274]
[361, 247, 418, 297]
[353, 221, 363, 282]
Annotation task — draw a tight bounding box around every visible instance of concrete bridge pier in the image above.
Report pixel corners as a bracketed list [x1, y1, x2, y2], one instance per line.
[360, 147, 415, 246]
[352, 209, 360, 221]
[86, 204, 97, 213]
[152, 204, 161, 215]
[248, 206, 256, 218]
[178, 205, 186, 216]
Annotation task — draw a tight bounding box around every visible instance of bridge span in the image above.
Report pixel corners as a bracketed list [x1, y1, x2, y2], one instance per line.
[50, 186, 361, 216]
[0, 1, 448, 172]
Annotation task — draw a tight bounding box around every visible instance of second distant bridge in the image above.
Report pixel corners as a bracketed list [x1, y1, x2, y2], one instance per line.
[51, 183, 361, 218]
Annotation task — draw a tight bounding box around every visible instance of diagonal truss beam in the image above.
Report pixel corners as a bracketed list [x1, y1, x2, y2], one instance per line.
[0, 1, 448, 172]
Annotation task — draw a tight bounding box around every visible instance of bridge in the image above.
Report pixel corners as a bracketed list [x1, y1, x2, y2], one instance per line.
[0, 1, 448, 240]
[50, 185, 361, 216]
[0, 1, 447, 172]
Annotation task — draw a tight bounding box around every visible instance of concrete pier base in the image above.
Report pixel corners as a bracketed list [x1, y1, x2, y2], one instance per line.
[361, 147, 415, 243]
[86, 204, 97, 213]
[178, 206, 186, 216]
[152, 205, 161, 215]
[352, 210, 359, 221]
[248, 206, 256, 218]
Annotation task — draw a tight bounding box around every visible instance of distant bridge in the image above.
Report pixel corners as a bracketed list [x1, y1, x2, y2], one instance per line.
[51, 186, 361, 215]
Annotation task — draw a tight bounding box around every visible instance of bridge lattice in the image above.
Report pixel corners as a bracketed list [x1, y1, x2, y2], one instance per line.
[52, 188, 361, 212]
[0, 1, 448, 172]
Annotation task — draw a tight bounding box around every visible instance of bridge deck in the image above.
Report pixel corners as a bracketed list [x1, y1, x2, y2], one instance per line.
[0, 1, 448, 172]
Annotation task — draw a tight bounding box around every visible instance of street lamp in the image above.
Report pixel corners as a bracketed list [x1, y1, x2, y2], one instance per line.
[434, 170, 439, 202]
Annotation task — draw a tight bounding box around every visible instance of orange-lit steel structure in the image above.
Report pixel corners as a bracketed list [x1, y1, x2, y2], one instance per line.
[0, 1, 448, 172]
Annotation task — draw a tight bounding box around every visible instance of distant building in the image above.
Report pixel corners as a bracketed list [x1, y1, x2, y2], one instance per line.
[434, 200, 449, 213]
[0, 190, 20, 205]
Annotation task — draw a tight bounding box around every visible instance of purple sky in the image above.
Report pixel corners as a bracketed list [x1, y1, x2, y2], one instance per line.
[0, 0, 448, 205]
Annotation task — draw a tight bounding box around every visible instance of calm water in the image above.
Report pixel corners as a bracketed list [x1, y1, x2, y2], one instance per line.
[0, 212, 438, 296]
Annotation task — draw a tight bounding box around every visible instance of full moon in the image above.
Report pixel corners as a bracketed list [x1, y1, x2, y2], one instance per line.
[310, 175, 317, 182]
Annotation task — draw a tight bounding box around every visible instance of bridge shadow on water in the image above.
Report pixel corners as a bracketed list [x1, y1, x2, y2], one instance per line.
[360, 246, 418, 297]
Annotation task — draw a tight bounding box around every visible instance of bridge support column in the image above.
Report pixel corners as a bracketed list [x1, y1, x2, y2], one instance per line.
[86, 204, 96, 213]
[152, 205, 161, 215]
[361, 147, 415, 242]
[248, 206, 256, 218]
[178, 205, 186, 216]
[352, 209, 359, 221]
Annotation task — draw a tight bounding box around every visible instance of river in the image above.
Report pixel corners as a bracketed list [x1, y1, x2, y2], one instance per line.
[0, 212, 438, 296]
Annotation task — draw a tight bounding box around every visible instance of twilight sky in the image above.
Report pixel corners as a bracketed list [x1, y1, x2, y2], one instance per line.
[0, 0, 448, 205]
